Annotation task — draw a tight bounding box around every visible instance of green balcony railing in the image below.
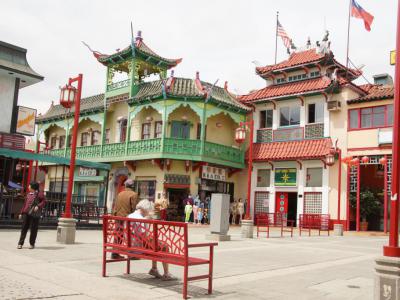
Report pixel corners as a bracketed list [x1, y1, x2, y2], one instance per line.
[47, 138, 244, 167]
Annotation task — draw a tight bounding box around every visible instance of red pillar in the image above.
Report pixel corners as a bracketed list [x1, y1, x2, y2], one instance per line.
[26, 160, 33, 192]
[337, 149, 342, 222]
[346, 164, 350, 231]
[384, 155, 388, 234]
[384, 0, 400, 257]
[63, 74, 83, 219]
[245, 118, 254, 220]
[21, 161, 26, 193]
[356, 162, 360, 232]
[33, 140, 39, 181]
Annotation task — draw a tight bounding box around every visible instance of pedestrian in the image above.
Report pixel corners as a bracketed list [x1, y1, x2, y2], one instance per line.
[197, 208, 203, 225]
[112, 178, 138, 259]
[184, 201, 192, 223]
[17, 182, 46, 249]
[154, 192, 168, 220]
[128, 199, 176, 281]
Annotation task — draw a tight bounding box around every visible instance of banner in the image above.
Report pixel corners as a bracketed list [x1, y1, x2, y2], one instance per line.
[274, 168, 297, 186]
[16, 106, 36, 136]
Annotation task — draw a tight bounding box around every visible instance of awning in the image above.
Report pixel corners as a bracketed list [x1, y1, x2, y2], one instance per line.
[0, 148, 111, 171]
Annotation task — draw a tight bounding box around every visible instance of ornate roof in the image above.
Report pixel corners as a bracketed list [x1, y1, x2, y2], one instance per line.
[37, 94, 104, 123]
[239, 76, 333, 103]
[252, 138, 332, 161]
[96, 32, 182, 69]
[347, 84, 394, 104]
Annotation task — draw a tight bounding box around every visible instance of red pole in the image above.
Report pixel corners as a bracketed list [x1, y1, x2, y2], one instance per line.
[63, 74, 83, 219]
[33, 140, 39, 181]
[337, 149, 342, 222]
[384, 0, 400, 257]
[245, 117, 254, 220]
[21, 161, 26, 193]
[356, 162, 360, 231]
[384, 154, 388, 234]
[26, 160, 32, 192]
[346, 164, 350, 230]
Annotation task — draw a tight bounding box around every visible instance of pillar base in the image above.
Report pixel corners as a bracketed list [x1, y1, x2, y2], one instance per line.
[375, 256, 400, 299]
[206, 233, 231, 241]
[384, 246, 400, 257]
[241, 219, 254, 238]
[333, 224, 344, 236]
[57, 218, 77, 244]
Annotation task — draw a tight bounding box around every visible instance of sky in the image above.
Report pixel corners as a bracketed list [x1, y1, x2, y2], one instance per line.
[0, 0, 397, 114]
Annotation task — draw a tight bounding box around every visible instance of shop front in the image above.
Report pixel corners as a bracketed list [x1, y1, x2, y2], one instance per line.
[74, 166, 108, 207]
[198, 166, 234, 203]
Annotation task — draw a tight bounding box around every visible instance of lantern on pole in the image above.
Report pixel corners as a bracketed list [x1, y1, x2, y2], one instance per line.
[325, 148, 336, 166]
[361, 156, 370, 164]
[235, 126, 246, 144]
[59, 84, 77, 109]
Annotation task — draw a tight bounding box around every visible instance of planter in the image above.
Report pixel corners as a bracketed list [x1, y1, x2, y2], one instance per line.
[360, 221, 368, 231]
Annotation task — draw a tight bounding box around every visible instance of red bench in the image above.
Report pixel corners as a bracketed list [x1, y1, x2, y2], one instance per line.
[299, 214, 330, 236]
[102, 215, 218, 299]
[256, 213, 294, 238]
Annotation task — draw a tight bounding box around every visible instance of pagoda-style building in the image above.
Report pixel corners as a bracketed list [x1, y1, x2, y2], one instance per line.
[37, 31, 250, 220]
[240, 37, 393, 232]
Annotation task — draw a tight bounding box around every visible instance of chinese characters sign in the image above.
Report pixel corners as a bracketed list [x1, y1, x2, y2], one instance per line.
[274, 168, 297, 186]
[78, 167, 97, 177]
[202, 166, 226, 181]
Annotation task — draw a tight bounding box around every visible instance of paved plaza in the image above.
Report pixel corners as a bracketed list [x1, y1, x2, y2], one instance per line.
[0, 226, 385, 300]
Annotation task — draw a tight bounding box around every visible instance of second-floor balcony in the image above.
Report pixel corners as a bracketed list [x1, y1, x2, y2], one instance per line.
[256, 123, 325, 143]
[46, 138, 244, 168]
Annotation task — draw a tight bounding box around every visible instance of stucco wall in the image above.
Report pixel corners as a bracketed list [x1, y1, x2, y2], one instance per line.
[0, 75, 16, 133]
[206, 113, 237, 146]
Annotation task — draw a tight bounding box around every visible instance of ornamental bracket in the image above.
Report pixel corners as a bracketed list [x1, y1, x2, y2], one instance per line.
[295, 160, 303, 170]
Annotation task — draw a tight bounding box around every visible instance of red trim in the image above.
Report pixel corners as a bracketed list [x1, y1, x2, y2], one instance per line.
[164, 183, 190, 189]
[152, 159, 164, 171]
[346, 165, 350, 231]
[267, 161, 274, 170]
[347, 146, 392, 151]
[295, 160, 303, 170]
[384, 154, 388, 233]
[228, 168, 241, 178]
[192, 162, 206, 172]
[298, 96, 305, 106]
[348, 104, 393, 131]
[124, 161, 136, 172]
[356, 163, 360, 232]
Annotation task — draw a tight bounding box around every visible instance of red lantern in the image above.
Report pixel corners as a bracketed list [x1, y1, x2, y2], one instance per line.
[235, 127, 246, 144]
[379, 157, 388, 165]
[351, 157, 360, 165]
[59, 84, 77, 109]
[361, 156, 369, 164]
[326, 150, 335, 166]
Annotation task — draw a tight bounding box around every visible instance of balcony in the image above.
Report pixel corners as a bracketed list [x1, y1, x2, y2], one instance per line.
[107, 79, 130, 92]
[256, 124, 325, 143]
[46, 138, 244, 168]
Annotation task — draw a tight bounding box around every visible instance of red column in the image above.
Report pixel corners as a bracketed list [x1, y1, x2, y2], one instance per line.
[384, 0, 400, 257]
[245, 118, 254, 220]
[384, 155, 388, 234]
[26, 160, 33, 192]
[63, 74, 83, 219]
[346, 164, 350, 231]
[356, 162, 360, 232]
[337, 149, 342, 222]
[33, 140, 39, 181]
[21, 161, 26, 193]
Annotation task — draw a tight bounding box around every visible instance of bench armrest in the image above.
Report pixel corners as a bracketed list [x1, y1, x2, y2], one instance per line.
[188, 242, 218, 248]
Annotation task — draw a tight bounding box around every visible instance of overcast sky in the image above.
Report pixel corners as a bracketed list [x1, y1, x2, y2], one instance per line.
[1, 0, 397, 114]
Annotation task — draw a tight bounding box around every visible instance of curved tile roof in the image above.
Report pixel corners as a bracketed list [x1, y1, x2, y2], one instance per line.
[348, 84, 394, 104]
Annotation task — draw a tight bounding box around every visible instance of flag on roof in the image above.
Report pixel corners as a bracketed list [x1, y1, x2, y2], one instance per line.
[277, 20, 291, 49]
[351, 0, 374, 31]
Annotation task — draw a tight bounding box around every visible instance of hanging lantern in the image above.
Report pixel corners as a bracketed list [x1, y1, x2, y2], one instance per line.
[379, 157, 388, 165]
[361, 156, 369, 164]
[351, 157, 360, 165]
[59, 84, 77, 109]
[235, 127, 246, 144]
[325, 148, 336, 166]
[15, 163, 22, 172]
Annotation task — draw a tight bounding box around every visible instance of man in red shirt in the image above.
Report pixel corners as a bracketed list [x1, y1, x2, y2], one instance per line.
[17, 182, 46, 249]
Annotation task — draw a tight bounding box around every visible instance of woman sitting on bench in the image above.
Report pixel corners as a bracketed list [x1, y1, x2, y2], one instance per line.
[128, 199, 176, 281]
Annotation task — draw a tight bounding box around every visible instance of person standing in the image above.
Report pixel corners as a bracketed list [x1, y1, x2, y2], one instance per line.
[112, 179, 138, 259]
[17, 182, 46, 249]
[184, 201, 192, 223]
[154, 192, 168, 220]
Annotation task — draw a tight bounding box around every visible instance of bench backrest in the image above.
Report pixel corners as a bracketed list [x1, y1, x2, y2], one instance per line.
[103, 215, 188, 259]
[257, 212, 288, 226]
[299, 214, 330, 229]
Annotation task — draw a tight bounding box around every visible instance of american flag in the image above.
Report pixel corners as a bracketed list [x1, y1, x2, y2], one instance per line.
[277, 20, 291, 49]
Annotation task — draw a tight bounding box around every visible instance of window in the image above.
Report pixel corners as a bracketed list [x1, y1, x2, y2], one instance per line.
[119, 119, 127, 142]
[310, 71, 320, 78]
[306, 167, 323, 187]
[59, 136, 65, 149]
[50, 136, 57, 149]
[288, 74, 306, 82]
[308, 103, 324, 124]
[171, 121, 190, 139]
[142, 123, 151, 140]
[304, 192, 322, 214]
[276, 78, 286, 84]
[257, 169, 271, 187]
[349, 105, 393, 130]
[105, 129, 110, 144]
[135, 180, 156, 201]
[81, 132, 89, 146]
[91, 131, 101, 145]
[280, 106, 300, 127]
[255, 192, 269, 215]
[259, 110, 273, 128]
[196, 124, 207, 140]
[154, 121, 163, 138]
[49, 181, 68, 193]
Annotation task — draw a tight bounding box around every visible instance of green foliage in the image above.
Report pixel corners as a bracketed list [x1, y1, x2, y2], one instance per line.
[350, 189, 381, 221]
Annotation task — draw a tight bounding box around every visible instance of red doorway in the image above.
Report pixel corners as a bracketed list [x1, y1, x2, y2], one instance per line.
[276, 192, 298, 226]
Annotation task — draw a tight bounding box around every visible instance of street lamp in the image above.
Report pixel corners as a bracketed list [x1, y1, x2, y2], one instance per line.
[235, 117, 254, 237]
[56, 74, 83, 244]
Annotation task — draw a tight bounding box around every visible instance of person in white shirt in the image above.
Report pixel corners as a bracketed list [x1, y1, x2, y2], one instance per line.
[128, 199, 176, 281]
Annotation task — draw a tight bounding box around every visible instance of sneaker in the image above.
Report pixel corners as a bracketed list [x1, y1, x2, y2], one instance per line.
[161, 273, 177, 281]
[17, 245, 22, 249]
[29, 245, 34, 249]
[148, 268, 162, 279]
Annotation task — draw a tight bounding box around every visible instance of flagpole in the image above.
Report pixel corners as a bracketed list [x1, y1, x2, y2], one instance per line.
[275, 11, 279, 64]
[346, 0, 352, 71]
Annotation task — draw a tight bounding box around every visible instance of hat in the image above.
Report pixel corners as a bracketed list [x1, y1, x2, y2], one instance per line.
[124, 179, 134, 187]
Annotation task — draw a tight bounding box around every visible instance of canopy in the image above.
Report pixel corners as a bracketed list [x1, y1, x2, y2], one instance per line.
[0, 148, 111, 171]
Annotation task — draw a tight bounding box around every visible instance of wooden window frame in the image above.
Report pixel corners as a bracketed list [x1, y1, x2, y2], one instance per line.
[142, 122, 151, 140]
[154, 121, 163, 138]
[348, 104, 393, 131]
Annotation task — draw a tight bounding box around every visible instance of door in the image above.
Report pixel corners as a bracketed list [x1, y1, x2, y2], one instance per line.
[275, 192, 288, 214]
[171, 121, 190, 139]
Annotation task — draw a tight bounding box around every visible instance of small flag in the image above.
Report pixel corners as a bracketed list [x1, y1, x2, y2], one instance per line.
[277, 20, 291, 49]
[351, 0, 374, 31]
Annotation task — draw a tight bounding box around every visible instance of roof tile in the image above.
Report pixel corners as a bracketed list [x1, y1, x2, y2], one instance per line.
[348, 84, 394, 104]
